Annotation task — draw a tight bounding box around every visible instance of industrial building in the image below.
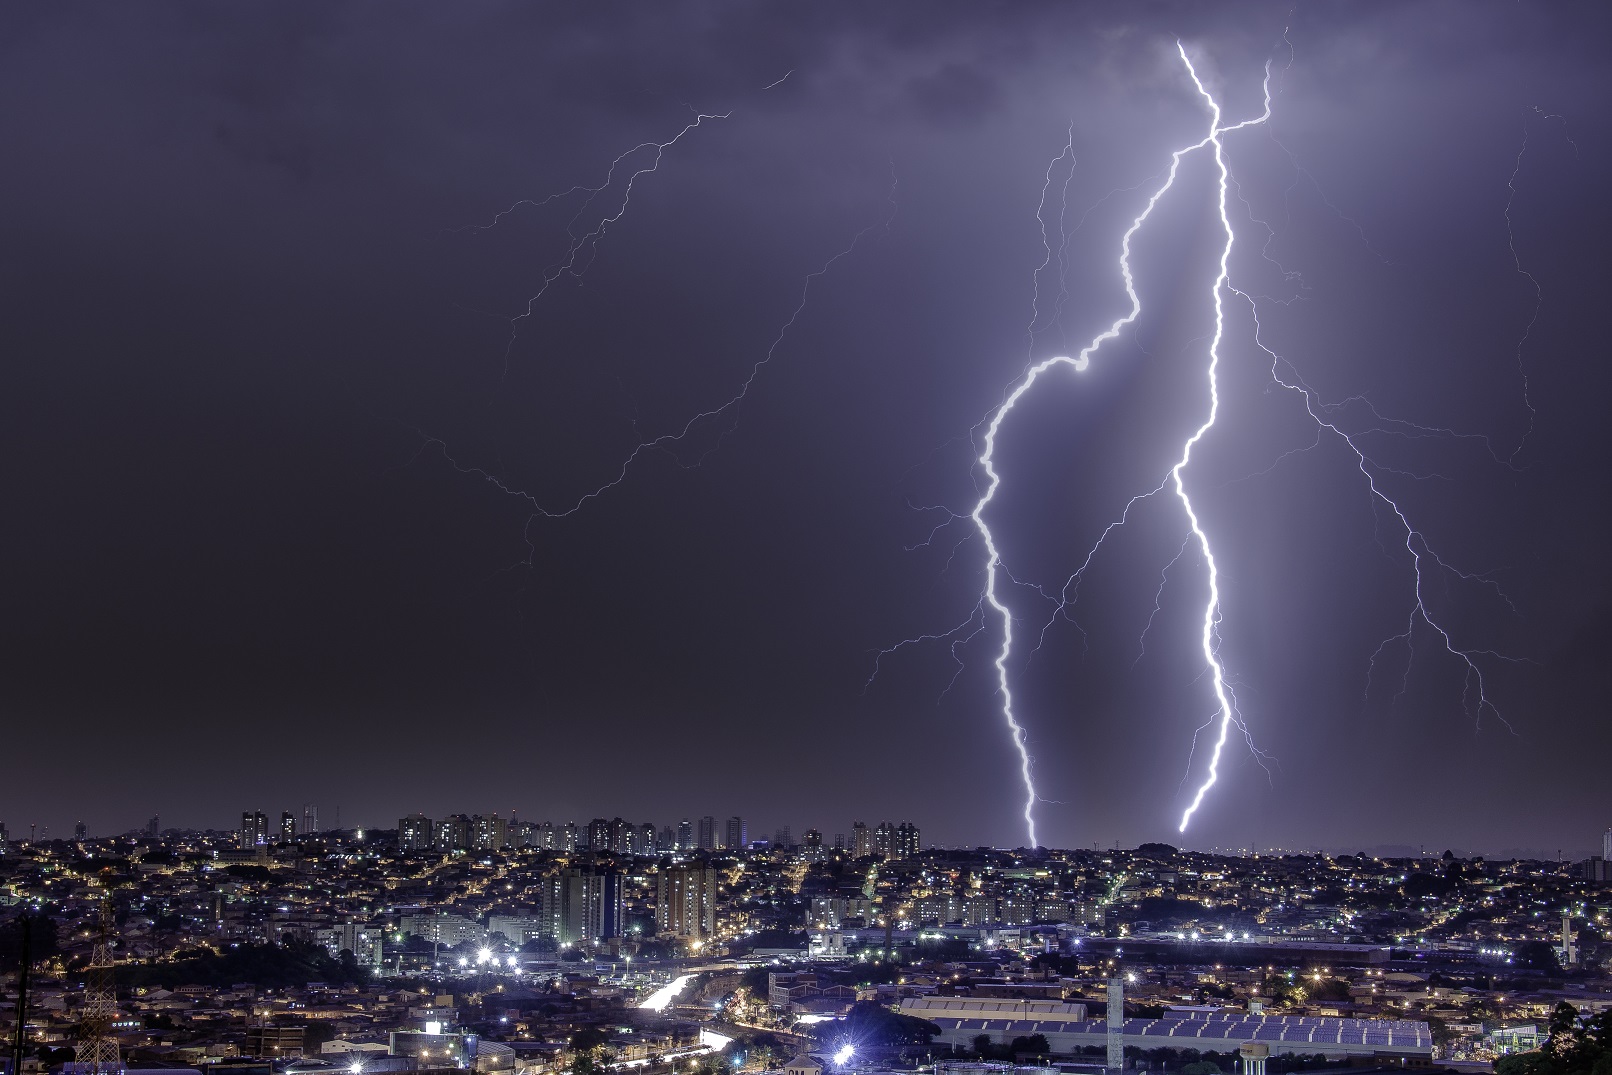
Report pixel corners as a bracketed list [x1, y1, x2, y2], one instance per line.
[898, 998, 1434, 1063]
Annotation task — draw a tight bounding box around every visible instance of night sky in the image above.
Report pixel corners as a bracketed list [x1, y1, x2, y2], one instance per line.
[3, 3, 1609, 854]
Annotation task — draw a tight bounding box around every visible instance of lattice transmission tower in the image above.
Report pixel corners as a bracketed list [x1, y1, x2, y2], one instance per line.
[74, 896, 122, 1074]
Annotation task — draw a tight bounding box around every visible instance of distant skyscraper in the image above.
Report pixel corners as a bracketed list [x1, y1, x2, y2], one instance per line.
[602, 870, 625, 939]
[803, 829, 823, 850]
[874, 820, 894, 857]
[74, 821, 87, 841]
[302, 803, 318, 835]
[587, 818, 610, 851]
[640, 822, 657, 853]
[697, 815, 716, 850]
[851, 821, 871, 858]
[559, 821, 579, 852]
[606, 817, 633, 854]
[535, 874, 563, 941]
[475, 814, 510, 850]
[437, 814, 474, 850]
[833, 832, 846, 851]
[725, 816, 747, 850]
[398, 813, 433, 851]
[894, 821, 921, 860]
[1604, 827, 1611, 861]
[677, 818, 693, 849]
[280, 811, 297, 844]
[240, 811, 269, 849]
[657, 865, 717, 937]
[557, 868, 621, 944]
[145, 815, 160, 837]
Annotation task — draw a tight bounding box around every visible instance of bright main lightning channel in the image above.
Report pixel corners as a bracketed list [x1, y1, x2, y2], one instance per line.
[970, 44, 1271, 845]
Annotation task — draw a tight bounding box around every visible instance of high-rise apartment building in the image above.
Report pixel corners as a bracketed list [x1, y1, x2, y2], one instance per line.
[602, 870, 625, 939]
[557, 868, 623, 945]
[280, 811, 297, 844]
[640, 822, 658, 853]
[240, 811, 269, 849]
[874, 820, 895, 857]
[145, 815, 160, 837]
[851, 821, 871, 858]
[697, 816, 716, 851]
[301, 804, 319, 836]
[587, 818, 610, 851]
[560, 871, 593, 944]
[474, 814, 510, 850]
[399, 913, 483, 947]
[677, 819, 693, 850]
[398, 813, 434, 851]
[488, 915, 545, 946]
[607, 817, 634, 854]
[725, 816, 747, 851]
[536, 875, 564, 942]
[313, 923, 384, 967]
[437, 814, 475, 850]
[894, 821, 921, 860]
[657, 865, 717, 938]
[559, 821, 579, 852]
[74, 821, 87, 841]
[833, 832, 846, 851]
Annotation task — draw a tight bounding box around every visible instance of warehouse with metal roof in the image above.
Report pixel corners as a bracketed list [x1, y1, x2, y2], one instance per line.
[897, 998, 1433, 1062]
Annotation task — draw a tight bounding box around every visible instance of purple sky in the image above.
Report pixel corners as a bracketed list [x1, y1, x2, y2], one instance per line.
[1, 2, 1608, 854]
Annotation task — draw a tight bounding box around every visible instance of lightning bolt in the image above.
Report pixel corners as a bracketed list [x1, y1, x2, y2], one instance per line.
[958, 45, 1272, 846]
[461, 110, 731, 381]
[1244, 301, 1526, 741]
[411, 154, 898, 561]
[1168, 45, 1271, 834]
[889, 35, 1535, 845]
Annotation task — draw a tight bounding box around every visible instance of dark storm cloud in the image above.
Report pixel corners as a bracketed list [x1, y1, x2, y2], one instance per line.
[905, 62, 1002, 126]
[1, 1, 1608, 853]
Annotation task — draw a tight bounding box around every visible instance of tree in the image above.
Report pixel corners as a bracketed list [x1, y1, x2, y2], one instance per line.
[1515, 941, 1564, 975]
[569, 1028, 610, 1054]
[116, 939, 368, 989]
[738, 966, 773, 995]
[1496, 1053, 1555, 1075]
[971, 1037, 1016, 1061]
[1494, 1002, 1612, 1075]
[815, 1001, 939, 1047]
[0, 913, 60, 973]
[1009, 1034, 1050, 1057]
[1308, 978, 1352, 1003]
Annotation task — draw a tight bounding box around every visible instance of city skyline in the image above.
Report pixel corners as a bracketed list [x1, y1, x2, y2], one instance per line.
[2, 3, 1610, 851]
[8, 809, 1609, 1073]
[5, 808, 1609, 865]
